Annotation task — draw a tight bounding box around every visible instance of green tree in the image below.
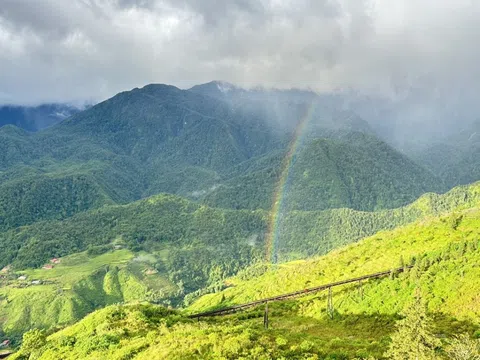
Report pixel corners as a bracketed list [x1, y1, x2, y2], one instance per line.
[18, 329, 47, 359]
[445, 334, 480, 360]
[384, 289, 441, 360]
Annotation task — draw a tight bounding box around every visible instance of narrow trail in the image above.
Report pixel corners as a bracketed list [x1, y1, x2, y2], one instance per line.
[189, 265, 413, 319]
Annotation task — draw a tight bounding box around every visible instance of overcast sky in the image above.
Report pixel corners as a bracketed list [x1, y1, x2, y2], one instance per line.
[1, 0, 479, 105]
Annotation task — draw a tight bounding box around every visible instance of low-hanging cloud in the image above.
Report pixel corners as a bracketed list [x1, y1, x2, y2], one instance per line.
[1, 0, 480, 106]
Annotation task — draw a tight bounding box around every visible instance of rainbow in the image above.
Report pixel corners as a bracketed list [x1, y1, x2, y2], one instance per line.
[265, 101, 318, 263]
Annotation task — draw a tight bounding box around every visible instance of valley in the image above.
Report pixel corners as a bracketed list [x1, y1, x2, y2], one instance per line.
[0, 82, 479, 359]
[6, 193, 480, 359]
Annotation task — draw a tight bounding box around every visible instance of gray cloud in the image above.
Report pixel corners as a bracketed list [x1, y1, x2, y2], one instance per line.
[0, 0, 479, 107]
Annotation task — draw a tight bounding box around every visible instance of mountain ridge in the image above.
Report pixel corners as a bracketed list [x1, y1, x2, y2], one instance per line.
[0, 83, 446, 233]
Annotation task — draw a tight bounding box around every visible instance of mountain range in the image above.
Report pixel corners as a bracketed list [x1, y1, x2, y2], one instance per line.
[1, 81, 480, 357]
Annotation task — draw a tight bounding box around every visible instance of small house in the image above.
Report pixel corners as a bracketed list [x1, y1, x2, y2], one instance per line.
[50, 258, 61, 264]
[42, 264, 54, 270]
[0, 266, 10, 274]
[0, 339, 10, 347]
[17, 276, 27, 281]
[31, 280, 41, 285]
[145, 269, 158, 275]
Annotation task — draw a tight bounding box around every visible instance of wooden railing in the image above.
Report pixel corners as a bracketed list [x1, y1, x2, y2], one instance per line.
[188, 265, 413, 319]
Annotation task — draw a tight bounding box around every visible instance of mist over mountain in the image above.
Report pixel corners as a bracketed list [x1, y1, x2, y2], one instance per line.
[0, 82, 447, 234]
[0, 104, 83, 131]
[191, 80, 480, 152]
[330, 85, 480, 150]
[204, 80, 480, 188]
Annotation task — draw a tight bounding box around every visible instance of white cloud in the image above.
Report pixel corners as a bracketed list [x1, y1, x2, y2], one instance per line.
[0, 0, 479, 106]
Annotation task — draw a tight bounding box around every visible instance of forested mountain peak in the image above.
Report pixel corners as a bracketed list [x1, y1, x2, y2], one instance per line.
[0, 82, 448, 235]
[189, 80, 242, 98]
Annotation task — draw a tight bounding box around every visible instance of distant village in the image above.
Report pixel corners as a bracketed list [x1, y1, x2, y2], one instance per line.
[0, 257, 61, 286]
[0, 258, 64, 350]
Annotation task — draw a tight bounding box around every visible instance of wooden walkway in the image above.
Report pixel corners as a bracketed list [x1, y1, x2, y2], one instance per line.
[189, 265, 412, 319]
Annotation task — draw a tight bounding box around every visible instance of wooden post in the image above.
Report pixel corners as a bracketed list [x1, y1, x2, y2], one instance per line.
[264, 302, 269, 329]
[327, 287, 334, 319]
[358, 280, 363, 300]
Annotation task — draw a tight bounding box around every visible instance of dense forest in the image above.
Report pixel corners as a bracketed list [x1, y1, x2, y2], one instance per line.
[1, 182, 478, 273]
[0, 84, 448, 234]
[205, 132, 444, 211]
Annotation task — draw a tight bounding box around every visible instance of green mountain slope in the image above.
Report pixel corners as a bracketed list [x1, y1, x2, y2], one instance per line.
[0, 194, 264, 291]
[9, 198, 480, 359]
[0, 84, 448, 234]
[2, 182, 479, 275]
[189, 206, 480, 319]
[0, 174, 115, 231]
[53, 84, 282, 167]
[205, 132, 445, 212]
[0, 250, 179, 343]
[1, 182, 479, 341]
[0, 84, 286, 231]
[411, 120, 480, 188]
[0, 125, 146, 231]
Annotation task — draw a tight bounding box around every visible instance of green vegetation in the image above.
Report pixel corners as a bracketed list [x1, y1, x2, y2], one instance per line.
[445, 334, 480, 359]
[0, 181, 476, 346]
[0, 249, 180, 342]
[189, 205, 480, 321]
[8, 304, 404, 360]
[0, 182, 478, 339]
[385, 290, 441, 360]
[0, 173, 114, 231]
[0, 85, 280, 231]
[412, 120, 480, 188]
[0, 84, 448, 233]
[8, 199, 480, 359]
[0, 194, 263, 291]
[2, 84, 480, 358]
[0, 181, 478, 281]
[205, 132, 445, 212]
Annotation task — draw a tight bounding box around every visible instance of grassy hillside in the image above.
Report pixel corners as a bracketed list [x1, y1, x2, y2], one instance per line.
[8, 201, 480, 359]
[189, 206, 480, 320]
[0, 193, 264, 339]
[1, 182, 479, 344]
[0, 249, 180, 342]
